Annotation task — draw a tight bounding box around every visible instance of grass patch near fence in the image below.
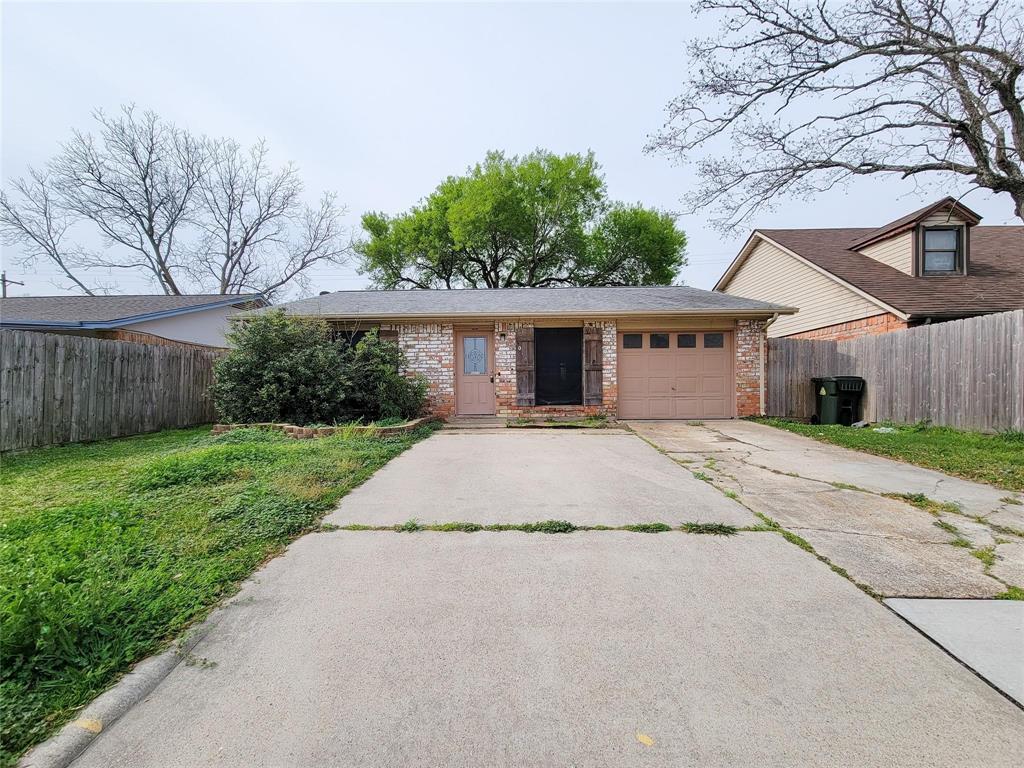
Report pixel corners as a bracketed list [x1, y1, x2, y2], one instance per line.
[755, 419, 1024, 492]
[0, 423, 436, 766]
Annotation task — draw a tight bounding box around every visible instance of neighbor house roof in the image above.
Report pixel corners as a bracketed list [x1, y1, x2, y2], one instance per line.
[847, 196, 983, 250]
[0, 294, 266, 329]
[745, 226, 1024, 319]
[258, 286, 795, 320]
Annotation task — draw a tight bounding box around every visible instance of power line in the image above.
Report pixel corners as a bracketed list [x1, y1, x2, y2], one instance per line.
[1, 271, 25, 298]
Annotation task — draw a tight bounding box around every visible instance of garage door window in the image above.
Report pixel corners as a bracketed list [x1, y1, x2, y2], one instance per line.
[677, 333, 696, 348]
[622, 333, 643, 349]
[650, 333, 669, 349]
[704, 333, 724, 348]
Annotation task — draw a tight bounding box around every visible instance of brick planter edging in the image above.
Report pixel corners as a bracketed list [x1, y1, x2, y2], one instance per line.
[211, 416, 439, 440]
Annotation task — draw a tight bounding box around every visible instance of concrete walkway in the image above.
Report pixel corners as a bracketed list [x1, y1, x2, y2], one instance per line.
[628, 421, 1024, 598]
[68, 533, 1023, 768]
[886, 599, 1024, 704]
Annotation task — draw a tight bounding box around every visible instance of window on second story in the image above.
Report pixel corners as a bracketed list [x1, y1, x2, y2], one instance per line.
[922, 227, 961, 274]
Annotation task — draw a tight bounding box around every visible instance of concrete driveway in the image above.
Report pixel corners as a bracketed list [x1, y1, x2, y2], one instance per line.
[56, 429, 1023, 768]
[629, 420, 1024, 599]
[326, 430, 753, 527]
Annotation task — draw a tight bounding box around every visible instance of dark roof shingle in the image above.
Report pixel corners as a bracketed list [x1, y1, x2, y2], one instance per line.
[847, 197, 982, 249]
[758, 226, 1024, 317]
[0, 294, 263, 326]
[263, 286, 792, 318]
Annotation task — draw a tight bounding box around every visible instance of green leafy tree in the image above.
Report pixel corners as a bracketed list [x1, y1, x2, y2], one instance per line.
[357, 150, 686, 288]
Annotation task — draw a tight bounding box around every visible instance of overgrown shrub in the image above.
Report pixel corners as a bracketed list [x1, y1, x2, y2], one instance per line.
[212, 312, 427, 425]
[340, 330, 428, 422]
[211, 311, 348, 425]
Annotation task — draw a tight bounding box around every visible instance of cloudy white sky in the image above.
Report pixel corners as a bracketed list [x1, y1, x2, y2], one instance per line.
[2, 0, 1020, 298]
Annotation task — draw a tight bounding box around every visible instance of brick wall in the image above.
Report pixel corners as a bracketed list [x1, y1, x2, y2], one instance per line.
[596, 321, 618, 413]
[386, 317, 766, 421]
[494, 321, 526, 415]
[493, 320, 618, 419]
[384, 323, 455, 418]
[735, 319, 766, 417]
[784, 313, 908, 341]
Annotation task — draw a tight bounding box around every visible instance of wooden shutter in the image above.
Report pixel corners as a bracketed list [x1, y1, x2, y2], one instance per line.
[516, 326, 535, 406]
[583, 326, 603, 405]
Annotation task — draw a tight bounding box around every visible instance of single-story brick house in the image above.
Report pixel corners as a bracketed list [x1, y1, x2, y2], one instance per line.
[263, 286, 794, 420]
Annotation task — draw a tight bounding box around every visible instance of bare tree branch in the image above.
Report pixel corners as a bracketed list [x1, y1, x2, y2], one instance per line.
[646, 0, 1024, 230]
[0, 168, 102, 295]
[2, 105, 349, 298]
[48, 106, 205, 293]
[190, 140, 349, 298]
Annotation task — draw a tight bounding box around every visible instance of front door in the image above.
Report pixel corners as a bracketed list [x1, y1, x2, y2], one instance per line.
[455, 331, 496, 415]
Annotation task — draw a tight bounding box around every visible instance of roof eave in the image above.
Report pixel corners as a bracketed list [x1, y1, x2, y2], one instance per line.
[731, 232, 911, 321]
[0, 294, 266, 328]
[258, 306, 797, 322]
[714, 231, 763, 291]
[849, 197, 984, 250]
[0, 320, 86, 329]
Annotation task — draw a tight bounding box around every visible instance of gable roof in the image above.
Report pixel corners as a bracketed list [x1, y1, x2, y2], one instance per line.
[260, 285, 795, 319]
[848, 196, 982, 250]
[0, 294, 266, 329]
[718, 226, 1023, 319]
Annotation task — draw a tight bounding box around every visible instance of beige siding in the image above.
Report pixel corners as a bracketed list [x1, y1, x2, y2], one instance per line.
[922, 212, 968, 227]
[125, 304, 243, 346]
[722, 239, 884, 337]
[859, 232, 913, 274]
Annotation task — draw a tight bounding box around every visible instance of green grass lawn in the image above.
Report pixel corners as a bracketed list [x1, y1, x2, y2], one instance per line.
[0, 424, 436, 766]
[755, 418, 1024, 492]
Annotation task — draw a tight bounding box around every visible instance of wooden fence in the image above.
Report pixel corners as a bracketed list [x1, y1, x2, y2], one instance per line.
[1, 330, 222, 452]
[767, 310, 1024, 432]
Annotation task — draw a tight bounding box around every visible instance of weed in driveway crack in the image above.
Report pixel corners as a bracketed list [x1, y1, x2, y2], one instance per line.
[679, 522, 738, 535]
[829, 481, 869, 492]
[971, 547, 997, 567]
[330, 521, 751, 535]
[932, 519, 973, 548]
[885, 492, 962, 516]
[753, 512, 882, 599]
[622, 522, 674, 533]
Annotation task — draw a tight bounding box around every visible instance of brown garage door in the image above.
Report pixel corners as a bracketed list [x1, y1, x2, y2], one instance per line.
[617, 331, 735, 419]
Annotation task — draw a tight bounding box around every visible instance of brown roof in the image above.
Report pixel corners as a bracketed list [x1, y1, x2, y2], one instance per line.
[757, 226, 1024, 318]
[847, 196, 982, 249]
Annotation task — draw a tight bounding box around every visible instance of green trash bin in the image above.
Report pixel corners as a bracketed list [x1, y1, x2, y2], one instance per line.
[811, 376, 865, 425]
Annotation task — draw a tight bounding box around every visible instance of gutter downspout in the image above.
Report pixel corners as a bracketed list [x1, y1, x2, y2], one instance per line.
[759, 313, 780, 416]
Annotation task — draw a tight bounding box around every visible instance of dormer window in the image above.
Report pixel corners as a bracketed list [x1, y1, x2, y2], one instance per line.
[922, 227, 962, 274]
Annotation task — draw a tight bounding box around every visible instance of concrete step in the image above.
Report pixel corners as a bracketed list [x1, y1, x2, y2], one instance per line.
[442, 417, 508, 430]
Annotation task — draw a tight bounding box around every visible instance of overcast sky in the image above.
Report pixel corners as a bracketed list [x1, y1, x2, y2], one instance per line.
[2, 0, 1020, 298]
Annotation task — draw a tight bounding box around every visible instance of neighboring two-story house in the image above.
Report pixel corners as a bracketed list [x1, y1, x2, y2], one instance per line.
[714, 198, 1024, 339]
